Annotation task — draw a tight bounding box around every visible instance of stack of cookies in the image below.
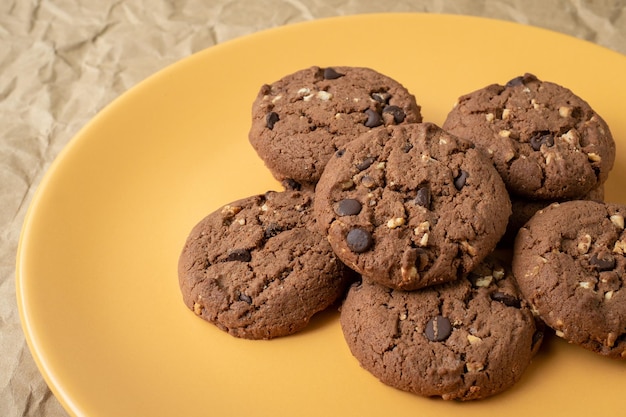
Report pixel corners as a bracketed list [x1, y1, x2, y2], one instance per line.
[441, 74, 624, 364]
[177, 66, 624, 401]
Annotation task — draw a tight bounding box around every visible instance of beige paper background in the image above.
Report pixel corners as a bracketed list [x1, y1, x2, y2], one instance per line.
[1, 1, 625, 416]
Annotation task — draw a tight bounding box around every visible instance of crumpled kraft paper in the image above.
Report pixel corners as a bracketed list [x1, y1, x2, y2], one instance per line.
[1, 0, 625, 416]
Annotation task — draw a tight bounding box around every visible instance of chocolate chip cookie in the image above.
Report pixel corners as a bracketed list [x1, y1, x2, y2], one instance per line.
[314, 122, 511, 291]
[513, 200, 626, 359]
[442, 73, 615, 200]
[340, 254, 541, 401]
[249, 66, 422, 186]
[178, 190, 351, 339]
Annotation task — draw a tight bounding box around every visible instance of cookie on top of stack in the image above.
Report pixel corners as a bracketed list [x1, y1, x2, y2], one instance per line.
[441, 73, 625, 362]
[177, 66, 624, 402]
[313, 122, 511, 291]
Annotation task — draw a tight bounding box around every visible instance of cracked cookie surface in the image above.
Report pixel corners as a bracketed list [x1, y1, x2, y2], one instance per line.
[513, 200, 626, 359]
[178, 190, 351, 339]
[314, 123, 511, 291]
[442, 73, 615, 200]
[340, 254, 541, 401]
[248, 66, 422, 186]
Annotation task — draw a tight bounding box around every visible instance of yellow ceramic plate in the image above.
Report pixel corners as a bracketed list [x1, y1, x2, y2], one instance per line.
[17, 13, 626, 417]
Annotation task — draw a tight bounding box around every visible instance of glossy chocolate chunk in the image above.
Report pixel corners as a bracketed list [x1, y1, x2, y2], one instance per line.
[505, 76, 525, 87]
[590, 253, 615, 271]
[336, 199, 362, 216]
[238, 293, 252, 304]
[281, 178, 302, 191]
[266, 111, 279, 129]
[227, 249, 252, 262]
[364, 109, 383, 128]
[425, 315, 452, 342]
[346, 228, 374, 253]
[414, 186, 431, 209]
[491, 292, 521, 308]
[530, 131, 555, 151]
[383, 105, 406, 124]
[264, 223, 283, 239]
[454, 170, 469, 190]
[356, 156, 376, 171]
[323, 67, 344, 80]
[505, 73, 538, 88]
[371, 91, 391, 104]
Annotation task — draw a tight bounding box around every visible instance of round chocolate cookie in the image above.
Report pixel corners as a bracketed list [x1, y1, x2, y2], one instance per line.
[314, 122, 511, 291]
[513, 200, 626, 359]
[340, 254, 541, 401]
[442, 73, 615, 200]
[249, 66, 422, 186]
[178, 190, 351, 339]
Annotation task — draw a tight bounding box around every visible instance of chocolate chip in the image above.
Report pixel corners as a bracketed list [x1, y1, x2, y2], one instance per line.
[264, 224, 283, 239]
[360, 175, 376, 188]
[266, 112, 279, 129]
[281, 178, 301, 191]
[529, 131, 555, 151]
[336, 199, 362, 216]
[570, 106, 583, 119]
[590, 253, 615, 271]
[336, 149, 345, 157]
[238, 293, 252, 304]
[371, 91, 391, 104]
[505, 76, 525, 87]
[505, 73, 538, 88]
[531, 329, 544, 350]
[414, 186, 431, 209]
[323, 67, 344, 80]
[356, 156, 376, 171]
[364, 109, 383, 128]
[227, 249, 252, 262]
[346, 228, 374, 253]
[382, 105, 406, 124]
[425, 315, 452, 342]
[491, 292, 521, 308]
[453, 170, 469, 190]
